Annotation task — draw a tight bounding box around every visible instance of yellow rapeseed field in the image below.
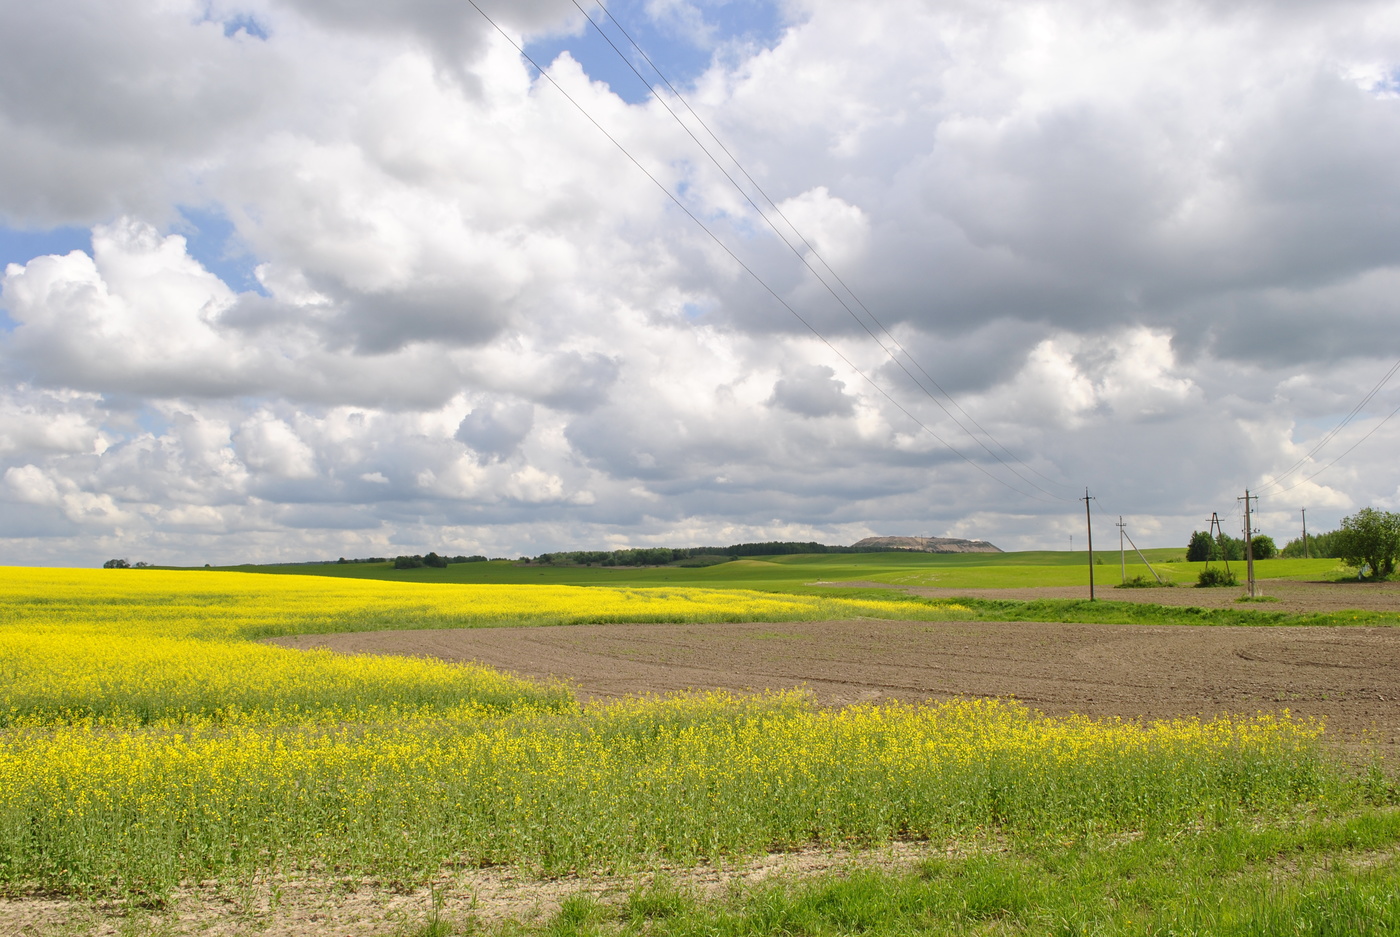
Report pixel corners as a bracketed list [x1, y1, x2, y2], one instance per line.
[0, 566, 1351, 897]
[0, 567, 963, 724]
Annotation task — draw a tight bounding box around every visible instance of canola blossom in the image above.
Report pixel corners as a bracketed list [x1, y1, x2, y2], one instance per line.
[0, 694, 1332, 895]
[0, 566, 1349, 897]
[0, 567, 963, 724]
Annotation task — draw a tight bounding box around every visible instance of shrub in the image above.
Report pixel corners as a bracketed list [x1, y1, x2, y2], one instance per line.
[1115, 575, 1173, 589]
[1196, 567, 1238, 588]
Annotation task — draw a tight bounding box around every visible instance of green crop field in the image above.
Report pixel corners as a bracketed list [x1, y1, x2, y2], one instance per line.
[217, 549, 1352, 592]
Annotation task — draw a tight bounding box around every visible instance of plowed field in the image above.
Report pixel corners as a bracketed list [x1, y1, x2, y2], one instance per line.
[268, 615, 1400, 756]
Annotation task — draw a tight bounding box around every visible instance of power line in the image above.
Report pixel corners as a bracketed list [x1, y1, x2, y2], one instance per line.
[462, 0, 1061, 502]
[1266, 396, 1400, 495]
[567, 0, 1076, 502]
[1257, 356, 1400, 495]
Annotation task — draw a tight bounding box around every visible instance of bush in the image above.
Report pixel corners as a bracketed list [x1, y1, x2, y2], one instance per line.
[1115, 575, 1173, 589]
[1196, 567, 1238, 588]
[1250, 535, 1277, 560]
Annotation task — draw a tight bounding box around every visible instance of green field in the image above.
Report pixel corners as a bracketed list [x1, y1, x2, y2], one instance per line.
[217, 550, 1352, 592]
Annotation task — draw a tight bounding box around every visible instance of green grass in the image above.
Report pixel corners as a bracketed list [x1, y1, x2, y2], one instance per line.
[429, 806, 1400, 936]
[934, 597, 1400, 628]
[204, 552, 1351, 593]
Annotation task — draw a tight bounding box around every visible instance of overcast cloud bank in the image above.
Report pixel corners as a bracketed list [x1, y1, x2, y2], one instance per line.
[2, 0, 1399, 565]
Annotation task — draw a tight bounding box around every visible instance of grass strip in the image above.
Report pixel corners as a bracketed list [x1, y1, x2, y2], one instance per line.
[477, 808, 1400, 937]
[881, 594, 1400, 628]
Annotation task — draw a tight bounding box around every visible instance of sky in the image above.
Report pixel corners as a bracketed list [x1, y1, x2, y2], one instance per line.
[2, 0, 1400, 566]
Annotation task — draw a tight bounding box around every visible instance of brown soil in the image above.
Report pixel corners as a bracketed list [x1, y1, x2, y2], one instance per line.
[267, 616, 1400, 756]
[1, 840, 957, 936]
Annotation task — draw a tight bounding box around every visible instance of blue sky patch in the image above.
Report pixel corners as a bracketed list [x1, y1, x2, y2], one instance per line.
[0, 225, 91, 271]
[221, 13, 269, 40]
[523, 0, 784, 105]
[175, 206, 267, 295]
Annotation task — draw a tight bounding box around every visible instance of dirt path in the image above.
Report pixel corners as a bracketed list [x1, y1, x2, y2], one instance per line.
[268, 618, 1400, 755]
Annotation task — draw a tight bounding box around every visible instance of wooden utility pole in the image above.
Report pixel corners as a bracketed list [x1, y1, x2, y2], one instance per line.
[1301, 508, 1309, 559]
[1207, 512, 1233, 579]
[1123, 524, 1165, 584]
[1239, 490, 1258, 598]
[1115, 516, 1127, 584]
[1083, 488, 1096, 600]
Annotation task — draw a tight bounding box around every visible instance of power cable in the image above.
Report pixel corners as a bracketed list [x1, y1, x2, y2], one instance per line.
[463, 0, 1061, 502]
[1257, 356, 1400, 495]
[568, 0, 1077, 501]
[1267, 396, 1400, 495]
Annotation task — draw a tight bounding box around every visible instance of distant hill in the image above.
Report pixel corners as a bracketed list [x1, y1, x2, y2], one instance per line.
[849, 536, 1002, 554]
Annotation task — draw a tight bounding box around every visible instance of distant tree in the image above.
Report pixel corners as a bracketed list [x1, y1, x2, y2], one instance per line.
[1336, 508, 1400, 579]
[102, 558, 130, 569]
[1280, 528, 1343, 558]
[1249, 535, 1277, 560]
[1186, 531, 1244, 561]
[422, 552, 448, 568]
[1186, 531, 1214, 562]
[393, 555, 424, 569]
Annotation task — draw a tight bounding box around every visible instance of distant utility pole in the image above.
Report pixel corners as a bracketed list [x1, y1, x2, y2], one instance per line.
[1239, 489, 1258, 598]
[1083, 488, 1096, 601]
[1207, 512, 1232, 579]
[1301, 508, 1309, 559]
[1115, 516, 1127, 584]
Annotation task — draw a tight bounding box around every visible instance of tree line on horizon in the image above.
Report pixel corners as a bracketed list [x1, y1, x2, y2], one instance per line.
[526, 541, 923, 567]
[1186, 507, 1400, 580]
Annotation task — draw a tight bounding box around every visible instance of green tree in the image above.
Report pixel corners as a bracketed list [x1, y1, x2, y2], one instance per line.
[1336, 508, 1400, 579]
[1186, 531, 1214, 562]
[1249, 534, 1277, 560]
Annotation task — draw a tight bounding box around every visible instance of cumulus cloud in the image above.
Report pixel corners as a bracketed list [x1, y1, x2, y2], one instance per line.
[768, 363, 855, 418]
[456, 400, 534, 460]
[2, 0, 1400, 564]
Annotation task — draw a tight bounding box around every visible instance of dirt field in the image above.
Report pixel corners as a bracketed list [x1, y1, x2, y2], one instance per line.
[268, 614, 1400, 757]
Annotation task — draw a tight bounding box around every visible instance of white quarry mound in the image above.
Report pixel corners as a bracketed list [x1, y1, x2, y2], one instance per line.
[849, 536, 1003, 554]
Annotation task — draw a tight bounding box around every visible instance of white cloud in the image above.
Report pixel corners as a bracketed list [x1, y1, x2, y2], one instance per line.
[2, 0, 1400, 563]
[234, 411, 318, 480]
